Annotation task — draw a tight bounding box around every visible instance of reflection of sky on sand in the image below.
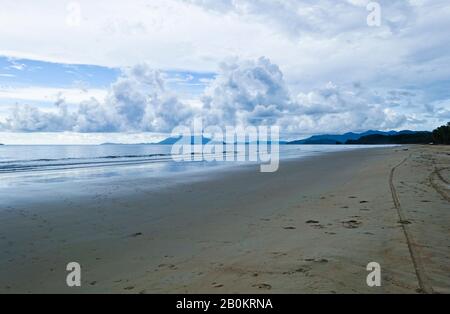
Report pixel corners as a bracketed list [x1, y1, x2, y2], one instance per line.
[0, 158, 253, 209]
[0, 144, 396, 189]
[0, 156, 244, 188]
[0, 144, 398, 209]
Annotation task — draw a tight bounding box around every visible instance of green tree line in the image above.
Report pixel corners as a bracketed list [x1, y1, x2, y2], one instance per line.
[432, 122, 450, 145]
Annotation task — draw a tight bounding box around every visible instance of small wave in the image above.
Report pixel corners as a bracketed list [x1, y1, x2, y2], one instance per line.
[0, 153, 178, 174]
[0, 153, 173, 165]
[0, 151, 232, 174]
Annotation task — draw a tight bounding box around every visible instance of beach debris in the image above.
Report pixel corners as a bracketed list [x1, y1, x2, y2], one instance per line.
[124, 286, 135, 290]
[283, 226, 296, 230]
[306, 220, 319, 224]
[303, 258, 328, 264]
[252, 283, 272, 290]
[129, 232, 143, 238]
[212, 283, 224, 288]
[359, 200, 369, 204]
[398, 220, 412, 225]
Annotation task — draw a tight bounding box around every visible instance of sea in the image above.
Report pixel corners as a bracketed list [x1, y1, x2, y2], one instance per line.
[0, 144, 394, 187]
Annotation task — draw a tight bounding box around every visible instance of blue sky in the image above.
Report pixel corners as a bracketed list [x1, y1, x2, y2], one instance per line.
[0, 56, 214, 104]
[0, 0, 449, 144]
[0, 57, 118, 89]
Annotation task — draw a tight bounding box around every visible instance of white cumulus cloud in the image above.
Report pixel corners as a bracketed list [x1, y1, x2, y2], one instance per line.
[0, 57, 440, 136]
[1, 63, 195, 133]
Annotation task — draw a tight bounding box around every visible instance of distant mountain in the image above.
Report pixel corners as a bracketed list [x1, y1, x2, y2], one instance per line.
[157, 135, 212, 145]
[346, 132, 433, 145]
[100, 130, 426, 146]
[100, 142, 155, 145]
[101, 137, 285, 146]
[158, 136, 287, 145]
[287, 130, 418, 145]
[100, 136, 212, 146]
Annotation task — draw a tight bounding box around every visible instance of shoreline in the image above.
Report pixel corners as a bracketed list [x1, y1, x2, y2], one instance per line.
[0, 145, 449, 293]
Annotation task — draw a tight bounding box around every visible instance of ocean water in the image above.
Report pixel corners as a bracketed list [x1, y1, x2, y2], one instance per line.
[0, 144, 392, 185]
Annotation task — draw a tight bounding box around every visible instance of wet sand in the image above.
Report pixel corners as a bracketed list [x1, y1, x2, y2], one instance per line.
[0, 145, 449, 293]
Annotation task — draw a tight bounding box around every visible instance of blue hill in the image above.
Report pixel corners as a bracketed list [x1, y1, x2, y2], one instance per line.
[287, 130, 418, 145]
[157, 135, 212, 145]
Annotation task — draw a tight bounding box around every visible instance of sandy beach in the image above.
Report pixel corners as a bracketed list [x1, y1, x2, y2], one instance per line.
[0, 145, 449, 294]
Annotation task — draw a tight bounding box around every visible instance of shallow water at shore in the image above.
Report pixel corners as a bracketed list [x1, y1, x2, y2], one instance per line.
[0, 144, 394, 186]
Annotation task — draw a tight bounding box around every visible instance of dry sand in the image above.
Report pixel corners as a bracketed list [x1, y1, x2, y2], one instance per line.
[0, 145, 449, 294]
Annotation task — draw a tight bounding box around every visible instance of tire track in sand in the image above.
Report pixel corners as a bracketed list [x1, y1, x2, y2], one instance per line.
[389, 157, 434, 294]
[430, 167, 450, 202]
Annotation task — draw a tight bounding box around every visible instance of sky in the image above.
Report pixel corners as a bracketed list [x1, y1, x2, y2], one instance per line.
[0, 0, 449, 144]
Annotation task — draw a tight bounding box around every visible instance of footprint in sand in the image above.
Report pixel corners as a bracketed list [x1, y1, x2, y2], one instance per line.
[342, 220, 361, 229]
[158, 263, 178, 270]
[295, 265, 312, 273]
[270, 252, 287, 258]
[305, 220, 324, 229]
